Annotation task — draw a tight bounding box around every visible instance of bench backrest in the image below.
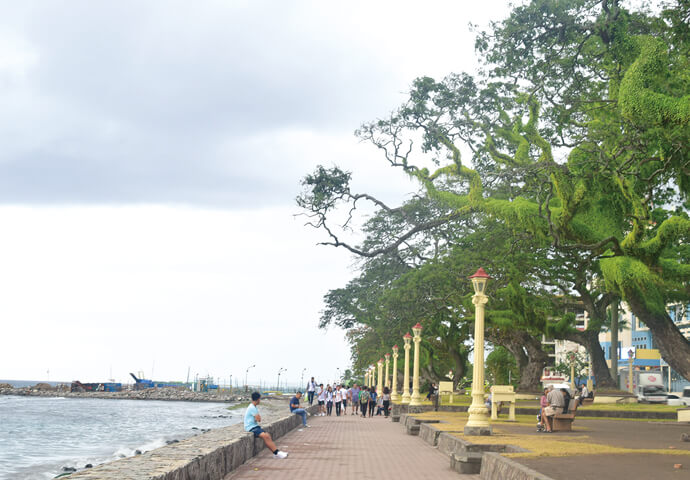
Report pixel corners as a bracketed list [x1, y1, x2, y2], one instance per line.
[491, 385, 516, 402]
[438, 381, 453, 394]
[568, 399, 578, 415]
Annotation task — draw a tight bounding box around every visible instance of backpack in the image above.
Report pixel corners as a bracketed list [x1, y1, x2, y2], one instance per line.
[359, 390, 370, 403]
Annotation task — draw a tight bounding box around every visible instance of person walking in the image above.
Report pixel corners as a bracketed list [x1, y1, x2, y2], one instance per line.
[342, 384, 349, 413]
[317, 383, 326, 416]
[359, 386, 370, 417]
[334, 385, 343, 416]
[382, 387, 391, 417]
[325, 385, 334, 416]
[306, 377, 317, 406]
[244, 392, 288, 459]
[350, 383, 360, 415]
[368, 386, 377, 417]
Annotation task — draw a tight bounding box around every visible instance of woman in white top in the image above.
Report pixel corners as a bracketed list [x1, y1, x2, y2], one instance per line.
[317, 384, 326, 416]
[325, 385, 334, 416]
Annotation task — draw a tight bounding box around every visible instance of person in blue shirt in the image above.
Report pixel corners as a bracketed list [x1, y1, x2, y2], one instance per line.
[244, 392, 288, 459]
[289, 391, 309, 427]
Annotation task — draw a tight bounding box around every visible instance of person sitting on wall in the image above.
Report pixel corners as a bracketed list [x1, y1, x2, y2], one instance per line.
[290, 391, 309, 427]
[244, 392, 288, 459]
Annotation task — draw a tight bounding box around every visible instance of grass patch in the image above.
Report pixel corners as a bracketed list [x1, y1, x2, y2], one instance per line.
[579, 403, 679, 412]
[452, 432, 690, 459]
[411, 411, 688, 459]
[227, 402, 249, 411]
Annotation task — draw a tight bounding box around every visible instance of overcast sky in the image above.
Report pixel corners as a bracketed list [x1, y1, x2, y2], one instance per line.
[0, 0, 511, 386]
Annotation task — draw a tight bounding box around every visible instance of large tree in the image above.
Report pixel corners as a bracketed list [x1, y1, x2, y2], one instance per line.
[298, 0, 690, 380]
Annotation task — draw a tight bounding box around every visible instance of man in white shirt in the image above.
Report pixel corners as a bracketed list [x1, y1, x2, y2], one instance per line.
[306, 377, 317, 405]
[579, 384, 589, 405]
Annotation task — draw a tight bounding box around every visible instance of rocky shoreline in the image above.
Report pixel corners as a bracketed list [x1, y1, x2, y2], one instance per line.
[0, 384, 255, 403]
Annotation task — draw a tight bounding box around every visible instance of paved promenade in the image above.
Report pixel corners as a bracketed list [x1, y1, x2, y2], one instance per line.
[225, 411, 474, 479]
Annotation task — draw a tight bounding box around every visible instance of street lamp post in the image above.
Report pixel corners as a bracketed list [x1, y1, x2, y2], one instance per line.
[377, 358, 384, 394]
[628, 349, 635, 394]
[464, 267, 492, 436]
[569, 352, 577, 391]
[391, 345, 400, 402]
[276, 367, 287, 391]
[245, 365, 255, 391]
[384, 353, 391, 389]
[277, 367, 286, 391]
[409, 323, 423, 406]
[336, 367, 341, 385]
[402, 333, 412, 404]
[301, 368, 307, 389]
[364, 370, 369, 387]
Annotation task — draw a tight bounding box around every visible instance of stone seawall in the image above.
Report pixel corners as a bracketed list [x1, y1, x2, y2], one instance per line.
[65, 404, 319, 479]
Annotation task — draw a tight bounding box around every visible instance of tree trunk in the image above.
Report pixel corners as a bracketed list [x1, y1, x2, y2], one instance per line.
[562, 329, 617, 389]
[518, 331, 549, 392]
[487, 329, 546, 392]
[610, 300, 619, 381]
[448, 345, 467, 390]
[626, 293, 690, 381]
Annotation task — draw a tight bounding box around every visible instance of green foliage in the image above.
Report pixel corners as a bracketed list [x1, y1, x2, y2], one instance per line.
[486, 347, 519, 386]
[297, 0, 690, 380]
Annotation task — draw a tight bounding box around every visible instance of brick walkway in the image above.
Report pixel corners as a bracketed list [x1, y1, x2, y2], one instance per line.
[225, 411, 475, 479]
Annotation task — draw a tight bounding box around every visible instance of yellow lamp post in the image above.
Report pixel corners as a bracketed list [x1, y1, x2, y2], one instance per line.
[409, 323, 423, 406]
[364, 371, 369, 388]
[402, 333, 412, 404]
[628, 349, 635, 394]
[377, 358, 384, 394]
[369, 365, 374, 388]
[587, 356, 594, 391]
[569, 352, 577, 391]
[384, 353, 391, 389]
[391, 345, 400, 402]
[464, 267, 492, 436]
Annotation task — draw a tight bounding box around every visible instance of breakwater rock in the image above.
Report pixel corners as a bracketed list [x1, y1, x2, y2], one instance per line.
[0, 385, 254, 403]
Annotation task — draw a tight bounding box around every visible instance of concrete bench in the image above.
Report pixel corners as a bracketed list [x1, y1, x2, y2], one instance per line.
[553, 399, 578, 432]
[438, 381, 454, 404]
[490, 385, 516, 421]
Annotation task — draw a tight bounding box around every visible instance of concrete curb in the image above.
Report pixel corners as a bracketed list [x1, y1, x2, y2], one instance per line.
[391, 402, 678, 420]
[480, 453, 556, 480]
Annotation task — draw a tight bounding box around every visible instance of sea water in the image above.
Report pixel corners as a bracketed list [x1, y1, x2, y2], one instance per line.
[0, 395, 241, 479]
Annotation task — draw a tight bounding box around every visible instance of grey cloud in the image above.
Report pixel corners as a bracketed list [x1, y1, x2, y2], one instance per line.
[0, 1, 410, 206]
